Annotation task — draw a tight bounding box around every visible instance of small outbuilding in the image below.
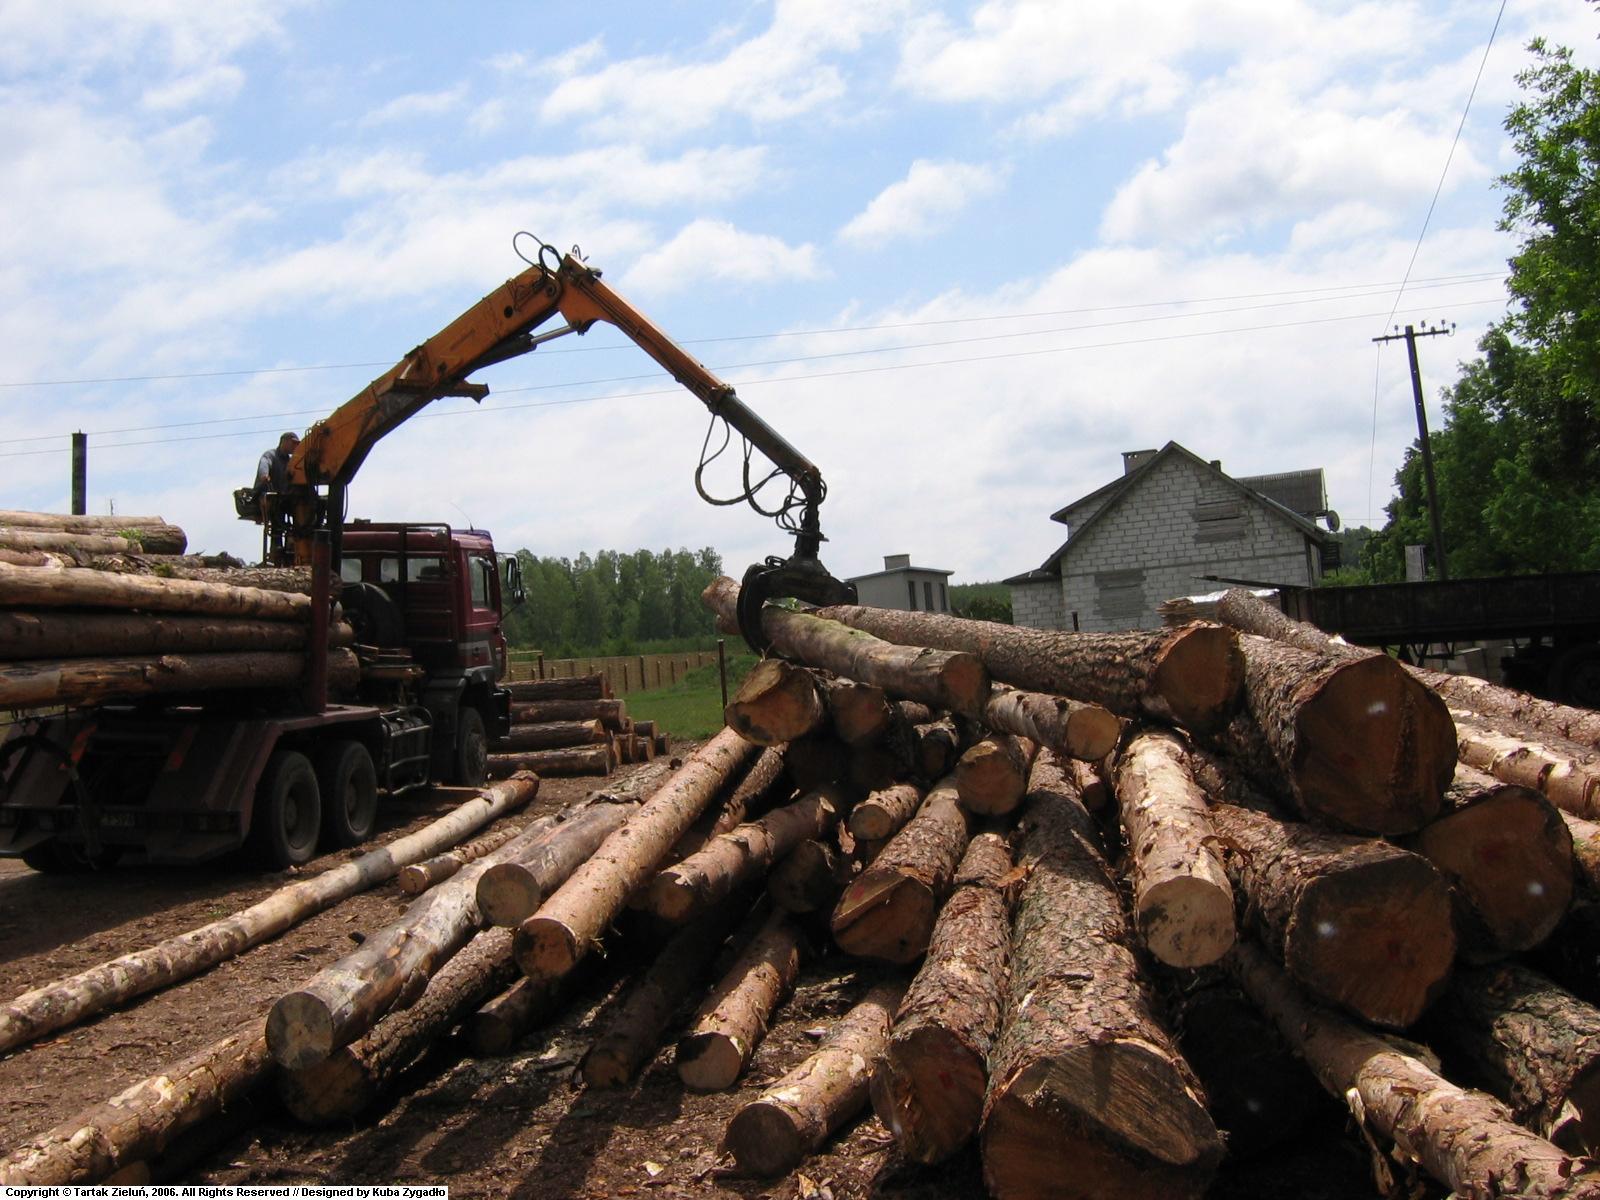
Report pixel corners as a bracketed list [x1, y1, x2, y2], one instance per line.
[848, 554, 955, 613]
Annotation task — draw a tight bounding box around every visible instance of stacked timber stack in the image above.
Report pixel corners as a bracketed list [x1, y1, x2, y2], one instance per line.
[489, 673, 668, 779]
[0, 512, 353, 711]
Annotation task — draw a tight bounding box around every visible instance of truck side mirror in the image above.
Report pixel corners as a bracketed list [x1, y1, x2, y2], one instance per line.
[500, 554, 526, 608]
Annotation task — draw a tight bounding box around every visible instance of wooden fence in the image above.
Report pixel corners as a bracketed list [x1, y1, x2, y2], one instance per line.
[505, 647, 724, 696]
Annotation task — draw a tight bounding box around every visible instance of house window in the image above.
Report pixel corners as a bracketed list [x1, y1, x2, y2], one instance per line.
[938, 582, 948, 611]
[1094, 569, 1147, 624]
[923, 581, 934, 610]
[907, 580, 918, 610]
[1193, 500, 1247, 543]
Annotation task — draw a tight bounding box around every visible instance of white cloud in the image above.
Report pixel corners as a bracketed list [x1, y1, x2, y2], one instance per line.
[358, 85, 469, 128]
[140, 63, 245, 111]
[620, 220, 822, 296]
[840, 159, 1004, 245]
[0, 0, 298, 76]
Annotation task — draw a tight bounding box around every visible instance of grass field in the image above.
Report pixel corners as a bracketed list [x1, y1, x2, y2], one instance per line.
[625, 651, 758, 739]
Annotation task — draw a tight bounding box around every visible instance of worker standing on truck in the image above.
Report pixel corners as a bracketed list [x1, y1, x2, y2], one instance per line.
[254, 431, 299, 561]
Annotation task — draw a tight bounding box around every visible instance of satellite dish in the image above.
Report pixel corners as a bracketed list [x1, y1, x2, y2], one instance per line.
[1324, 510, 1342, 532]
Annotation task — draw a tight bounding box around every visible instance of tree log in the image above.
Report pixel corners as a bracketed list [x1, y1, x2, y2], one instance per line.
[981, 766, 1223, 1200]
[676, 909, 802, 1091]
[0, 548, 56, 567]
[510, 697, 628, 730]
[645, 785, 845, 923]
[0, 612, 352, 661]
[476, 796, 645, 928]
[1068, 755, 1111, 813]
[670, 747, 791, 862]
[913, 715, 964, 780]
[809, 600, 1244, 735]
[831, 777, 971, 963]
[397, 824, 523, 895]
[505, 673, 609, 701]
[1231, 940, 1599, 1199]
[1208, 802, 1455, 1028]
[488, 744, 612, 779]
[0, 559, 310, 619]
[0, 509, 171, 532]
[1401, 766, 1573, 961]
[1113, 728, 1235, 969]
[1566, 813, 1600, 894]
[871, 831, 1015, 1163]
[767, 837, 856, 914]
[494, 719, 607, 753]
[0, 525, 187, 556]
[728, 980, 906, 1176]
[0, 775, 538, 1056]
[954, 733, 1039, 816]
[0, 647, 359, 709]
[724, 658, 827, 745]
[279, 929, 518, 1123]
[984, 685, 1120, 763]
[822, 677, 895, 745]
[468, 974, 567, 1056]
[515, 727, 758, 981]
[1454, 712, 1600, 820]
[703, 578, 990, 716]
[848, 782, 925, 843]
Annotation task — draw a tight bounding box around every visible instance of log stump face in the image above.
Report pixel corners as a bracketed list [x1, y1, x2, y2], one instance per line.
[1151, 624, 1247, 734]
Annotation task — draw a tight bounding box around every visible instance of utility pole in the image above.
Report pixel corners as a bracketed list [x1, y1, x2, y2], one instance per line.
[1373, 321, 1454, 581]
[70, 432, 87, 515]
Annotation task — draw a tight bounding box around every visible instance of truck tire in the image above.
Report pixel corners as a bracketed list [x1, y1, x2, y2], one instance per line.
[248, 750, 322, 868]
[316, 740, 378, 848]
[453, 705, 489, 787]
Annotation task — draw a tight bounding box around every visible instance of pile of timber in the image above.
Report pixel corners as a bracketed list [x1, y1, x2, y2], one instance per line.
[0, 512, 352, 711]
[16, 575, 1600, 1199]
[488, 673, 671, 780]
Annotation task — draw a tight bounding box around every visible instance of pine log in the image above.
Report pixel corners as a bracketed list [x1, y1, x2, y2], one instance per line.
[510, 697, 628, 729]
[397, 824, 523, 895]
[983, 685, 1120, 763]
[783, 732, 852, 793]
[280, 929, 519, 1123]
[0, 774, 538, 1056]
[676, 910, 803, 1091]
[0, 509, 171, 532]
[849, 782, 926, 843]
[0, 647, 359, 709]
[871, 831, 1015, 1163]
[669, 747, 791, 863]
[831, 777, 971, 964]
[821, 677, 895, 745]
[0, 559, 311, 619]
[703, 578, 990, 716]
[476, 795, 645, 927]
[724, 658, 826, 745]
[1401, 766, 1574, 961]
[912, 715, 963, 780]
[504, 673, 609, 701]
[728, 980, 906, 1176]
[468, 974, 567, 1056]
[0, 548, 56, 567]
[0, 525, 187, 556]
[981, 766, 1223, 1200]
[954, 733, 1038, 816]
[488, 744, 612, 779]
[1454, 712, 1600, 820]
[1209, 802, 1456, 1028]
[495, 719, 607, 753]
[645, 785, 846, 923]
[1567, 813, 1600, 894]
[1068, 755, 1110, 813]
[809, 600, 1244, 734]
[1231, 940, 1600, 1200]
[1427, 963, 1600, 1154]
[1215, 633, 1456, 834]
[1113, 728, 1235, 969]
[0, 1017, 268, 1186]
[515, 727, 758, 980]
[0, 612, 352, 660]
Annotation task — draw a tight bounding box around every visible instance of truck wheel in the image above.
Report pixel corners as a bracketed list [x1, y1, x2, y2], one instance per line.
[248, 750, 322, 868]
[316, 740, 378, 848]
[453, 705, 489, 786]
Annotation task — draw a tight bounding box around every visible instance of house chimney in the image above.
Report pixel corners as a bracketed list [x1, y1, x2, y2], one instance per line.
[884, 554, 911, 570]
[1121, 449, 1158, 476]
[1210, 460, 1222, 471]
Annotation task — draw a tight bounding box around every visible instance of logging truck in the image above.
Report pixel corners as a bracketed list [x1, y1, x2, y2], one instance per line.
[1, 237, 854, 871]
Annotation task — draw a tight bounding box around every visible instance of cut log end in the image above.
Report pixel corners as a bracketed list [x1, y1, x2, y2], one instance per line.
[1149, 624, 1245, 734]
[513, 919, 583, 981]
[677, 1032, 748, 1092]
[265, 992, 337, 1072]
[1066, 706, 1122, 762]
[478, 863, 544, 928]
[871, 1025, 987, 1164]
[831, 874, 937, 965]
[1138, 875, 1237, 969]
[725, 1099, 812, 1177]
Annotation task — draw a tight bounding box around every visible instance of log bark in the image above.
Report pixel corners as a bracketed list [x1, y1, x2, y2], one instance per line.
[0, 509, 171, 532]
[871, 831, 1015, 1164]
[1454, 712, 1600, 820]
[0, 525, 187, 556]
[810, 600, 1244, 735]
[0, 775, 538, 1056]
[1427, 963, 1600, 1155]
[848, 782, 925, 843]
[0, 647, 359, 709]
[1231, 940, 1600, 1200]
[86, 558, 312, 594]
[0, 612, 352, 661]
[0, 559, 311, 619]
[515, 727, 759, 981]
[724, 658, 826, 745]
[0, 548, 56, 567]
[1068, 755, 1111, 813]
[510, 697, 628, 730]
[676, 909, 803, 1091]
[831, 777, 971, 964]
[0, 1018, 269, 1186]
[822, 677, 895, 745]
[954, 733, 1039, 816]
[981, 766, 1223, 1200]
[669, 748, 792, 864]
[1214, 633, 1457, 835]
[488, 744, 612, 779]
[397, 824, 523, 895]
[645, 785, 845, 924]
[494, 719, 607, 753]
[728, 980, 906, 1176]
[1208, 802, 1456, 1028]
[1567, 813, 1600, 894]
[1401, 766, 1574, 961]
[279, 929, 519, 1123]
[1113, 728, 1235, 969]
[468, 974, 567, 1056]
[983, 685, 1120, 763]
[504, 674, 609, 701]
[703, 578, 990, 716]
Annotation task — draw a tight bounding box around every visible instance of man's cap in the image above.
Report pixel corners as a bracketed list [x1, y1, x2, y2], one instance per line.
[279, 431, 301, 444]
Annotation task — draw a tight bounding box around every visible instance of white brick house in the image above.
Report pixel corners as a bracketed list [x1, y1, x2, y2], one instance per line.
[1006, 444, 1333, 632]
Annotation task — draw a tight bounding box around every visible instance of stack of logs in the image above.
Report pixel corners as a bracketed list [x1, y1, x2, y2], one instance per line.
[13, 574, 1600, 1200]
[487, 673, 671, 780]
[0, 511, 355, 710]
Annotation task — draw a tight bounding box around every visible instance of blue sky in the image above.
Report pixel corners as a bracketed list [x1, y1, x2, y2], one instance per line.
[3, 1, 1598, 584]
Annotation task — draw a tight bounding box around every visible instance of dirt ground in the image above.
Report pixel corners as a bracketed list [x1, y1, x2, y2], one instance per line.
[0, 762, 1381, 1199]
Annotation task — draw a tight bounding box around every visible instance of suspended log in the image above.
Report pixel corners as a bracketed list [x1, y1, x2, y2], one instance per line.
[494, 719, 607, 753]
[279, 929, 519, 1124]
[515, 727, 758, 981]
[0, 525, 187, 556]
[510, 697, 628, 730]
[783, 732, 852, 793]
[0, 1017, 268, 1186]
[849, 782, 926, 843]
[703, 578, 990, 716]
[1401, 766, 1573, 961]
[831, 777, 971, 964]
[871, 831, 1015, 1164]
[0, 611, 353, 661]
[397, 824, 523, 896]
[983, 685, 1120, 763]
[1208, 802, 1456, 1028]
[724, 658, 826, 745]
[808, 600, 1244, 734]
[1113, 728, 1235, 969]
[954, 733, 1038, 816]
[505, 673, 610, 701]
[913, 715, 964, 780]
[645, 785, 845, 924]
[468, 974, 567, 1056]
[0, 560, 311, 620]
[1454, 711, 1600, 820]
[676, 909, 803, 1091]
[822, 677, 895, 746]
[488, 744, 612, 779]
[0, 774, 538, 1056]
[728, 980, 906, 1176]
[981, 766, 1223, 1200]
[0, 509, 171, 532]
[0, 647, 359, 709]
[1231, 940, 1599, 1200]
